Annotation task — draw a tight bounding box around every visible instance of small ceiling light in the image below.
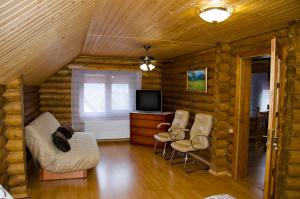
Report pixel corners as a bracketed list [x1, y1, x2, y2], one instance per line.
[140, 45, 155, 75]
[198, 5, 233, 23]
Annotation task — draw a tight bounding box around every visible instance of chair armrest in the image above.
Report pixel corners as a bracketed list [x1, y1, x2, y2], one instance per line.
[157, 123, 171, 131]
[191, 135, 209, 150]
[169, 128, 189, 140]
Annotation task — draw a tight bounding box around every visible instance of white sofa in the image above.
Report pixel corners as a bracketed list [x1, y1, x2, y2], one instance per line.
[25, 112, 100, 173]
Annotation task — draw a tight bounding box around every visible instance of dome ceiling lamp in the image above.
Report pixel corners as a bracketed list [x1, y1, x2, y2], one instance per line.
[140, 45, 155, 76]
[197, 4, 233, 23]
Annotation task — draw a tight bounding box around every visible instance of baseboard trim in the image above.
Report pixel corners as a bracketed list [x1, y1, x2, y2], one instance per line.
[97, 138, 130, 142]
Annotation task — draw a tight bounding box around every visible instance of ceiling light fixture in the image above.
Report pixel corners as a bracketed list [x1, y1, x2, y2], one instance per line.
[197, 4, 233, 23]
[140, 45, 155, 75]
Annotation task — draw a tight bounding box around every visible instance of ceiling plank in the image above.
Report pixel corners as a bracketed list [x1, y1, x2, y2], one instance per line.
[82, 0, 300, 59]
[0, 0, 96, 85]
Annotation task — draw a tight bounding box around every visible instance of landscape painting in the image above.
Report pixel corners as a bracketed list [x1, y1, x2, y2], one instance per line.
[186, 68, 207, 93]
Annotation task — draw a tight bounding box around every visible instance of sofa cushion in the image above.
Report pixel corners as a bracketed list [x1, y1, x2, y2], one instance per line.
[25, 112, 61, 168]
[57, 124, 74, 139]
[52, 131, 71, 152]
[46, 132, 100, 173]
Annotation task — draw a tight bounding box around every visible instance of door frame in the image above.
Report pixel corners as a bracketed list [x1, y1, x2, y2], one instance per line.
[233, 50, 271, 180]
[232, 38, 286, 198]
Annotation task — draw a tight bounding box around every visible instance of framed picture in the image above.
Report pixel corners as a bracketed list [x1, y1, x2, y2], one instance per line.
[186, 68, 208, 93]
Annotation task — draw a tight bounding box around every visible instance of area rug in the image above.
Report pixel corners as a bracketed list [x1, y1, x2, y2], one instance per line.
[205, 194, 236, 199]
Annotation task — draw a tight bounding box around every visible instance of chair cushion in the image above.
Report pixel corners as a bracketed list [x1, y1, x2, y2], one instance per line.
[171, 139, 209, 153]
[171, 140, 194, 153]
[171, 110, 189, 129]
[154, 132, 171, 142]
[52, 131, 71, 152]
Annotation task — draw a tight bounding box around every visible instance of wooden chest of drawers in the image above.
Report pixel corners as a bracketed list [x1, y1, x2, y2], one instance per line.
[130, 112, 174, 147]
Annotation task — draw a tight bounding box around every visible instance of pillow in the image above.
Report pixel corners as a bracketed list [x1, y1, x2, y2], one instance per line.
[57, 124, 74, 139]
[52, 131, 71, 152]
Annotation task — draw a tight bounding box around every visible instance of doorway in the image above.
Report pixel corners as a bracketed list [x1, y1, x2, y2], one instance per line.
[233, 37, 284, 199]
[245, 57, 271, 190]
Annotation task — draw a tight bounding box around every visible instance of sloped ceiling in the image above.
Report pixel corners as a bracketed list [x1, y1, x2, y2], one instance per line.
[82, 0, 300, 59]
[0, 0, 96, 85]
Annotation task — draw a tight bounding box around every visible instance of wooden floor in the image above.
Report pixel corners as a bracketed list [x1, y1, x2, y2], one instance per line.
[29, 142, 263, 199]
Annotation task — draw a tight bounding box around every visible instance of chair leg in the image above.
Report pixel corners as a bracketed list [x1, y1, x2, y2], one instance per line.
[153, 140, 158, 153]
[184, 152, 189, 172]
[170, 148, 176, 164]
[162, 142, 167, 159]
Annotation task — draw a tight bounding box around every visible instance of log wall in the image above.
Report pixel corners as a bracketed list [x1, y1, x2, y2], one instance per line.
[277, 21, 300, 199]
[162, 48, 217, 171]
[0, 85, 8, 188]
[3, 78, 28, 198]
[39, 67, 72, 124]
[23, 86, 40, 125]
[213, 43, 235, 174]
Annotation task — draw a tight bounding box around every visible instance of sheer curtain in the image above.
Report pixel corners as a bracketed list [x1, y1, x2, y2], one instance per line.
[72, 69, 141, 133]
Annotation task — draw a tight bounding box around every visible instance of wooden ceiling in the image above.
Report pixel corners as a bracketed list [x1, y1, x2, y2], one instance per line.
[0, 0, 299, 85]
[82, 0, 300, 59]
[0, 0, 95, 85]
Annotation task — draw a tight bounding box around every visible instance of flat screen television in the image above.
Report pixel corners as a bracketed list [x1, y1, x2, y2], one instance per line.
[136, 90, 162, 112]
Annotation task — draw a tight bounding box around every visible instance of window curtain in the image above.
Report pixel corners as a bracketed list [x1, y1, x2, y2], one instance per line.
[72, 69, 142, 131]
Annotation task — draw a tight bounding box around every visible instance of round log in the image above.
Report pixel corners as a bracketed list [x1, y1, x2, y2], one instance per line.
[40, 107, 71, 113]
[6, 140, 23, 152]
[8, 175, 26, 187]
[7, 152, 24, 164]
[40, 94, 71, 100]
[7, 79, 21, 89]
[5, 127, 23, 140]
[289, 151, 300, 164]
[4, 115, 22, 127]
[41, 82, 71, 89]
[3, 90, 21, 102]
[39, 88, 71, 94]
[47, 76, 71, 82]
[56, 69, 71, 76]
[4, 102, 22, 114]
[8, 164, 25, 175]
[40, 100, 71, 106]
[10, 185, 27, 194]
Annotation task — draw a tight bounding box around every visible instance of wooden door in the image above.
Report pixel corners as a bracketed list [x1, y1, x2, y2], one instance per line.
[263, 37, 282, 199]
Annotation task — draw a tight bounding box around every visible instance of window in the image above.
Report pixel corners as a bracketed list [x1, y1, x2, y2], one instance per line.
[73, 70, 141, 121]
[84, 83, 105, 113]
[112, 84, 129, 110]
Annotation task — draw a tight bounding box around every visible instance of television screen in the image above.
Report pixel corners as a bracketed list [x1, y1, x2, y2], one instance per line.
[136, 90, 162, 112]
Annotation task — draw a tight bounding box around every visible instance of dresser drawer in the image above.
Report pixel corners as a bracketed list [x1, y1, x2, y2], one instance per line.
[131, 113, 165, 121]
[131, 127, 157, 137]
[131, 119, 163, 129]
